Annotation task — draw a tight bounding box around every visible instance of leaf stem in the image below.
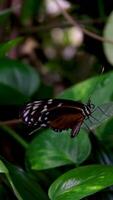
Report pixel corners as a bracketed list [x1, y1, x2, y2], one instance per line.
[1, 125, 28, 149]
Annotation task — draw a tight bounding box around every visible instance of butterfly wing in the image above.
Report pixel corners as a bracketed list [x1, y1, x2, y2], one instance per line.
[21, 100, 47, 127]
[21, 99, 86, 137]
[43, 106, 85, 137]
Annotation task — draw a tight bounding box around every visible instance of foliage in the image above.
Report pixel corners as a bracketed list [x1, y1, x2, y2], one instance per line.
[0, 0, 113, 200]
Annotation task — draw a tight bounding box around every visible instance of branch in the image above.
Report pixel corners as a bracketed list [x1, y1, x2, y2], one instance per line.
[54, 0, 113, 45]
[0, 119, 22, 126]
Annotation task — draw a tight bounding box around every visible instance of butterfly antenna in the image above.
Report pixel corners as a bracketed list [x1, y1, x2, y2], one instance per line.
[84, 121, 91, 132]
[88, 66, 104, 102]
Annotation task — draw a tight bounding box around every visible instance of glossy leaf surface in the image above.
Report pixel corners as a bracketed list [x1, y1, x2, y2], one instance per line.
[49, 165, 113, 200]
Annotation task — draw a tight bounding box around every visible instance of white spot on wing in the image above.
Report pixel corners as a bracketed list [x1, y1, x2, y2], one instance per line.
[41, 124, 47, 127]
[23, 110, 30, 117]
[46, 112, 49, 115]
[38, 116, 42, 121]
[34, 122, 38, 125]
[33, 105, 39, 110]
[25, 116, 28, 122]
[26, 103, 32, 106]
[57, 103, 62, 107]
[34, 100, 42, 104]
[41, 105, 48, 113]
[48, 99, 53, 104]
[31, 110, 36, 115]
[26, 105, 32, 110]
[44, 117, 48, 120]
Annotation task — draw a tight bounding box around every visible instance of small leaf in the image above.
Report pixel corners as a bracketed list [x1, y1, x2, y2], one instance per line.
[49, 165, 113, 200]
[0, 37, 23, 57]
[26, 129, 91, 170]
[103, 11, 113, 65]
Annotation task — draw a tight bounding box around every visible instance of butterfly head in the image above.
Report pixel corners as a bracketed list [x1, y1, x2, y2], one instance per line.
[84, 99, 95, 117]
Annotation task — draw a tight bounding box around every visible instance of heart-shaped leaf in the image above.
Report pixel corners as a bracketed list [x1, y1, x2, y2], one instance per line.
[26, 129, 91, 170]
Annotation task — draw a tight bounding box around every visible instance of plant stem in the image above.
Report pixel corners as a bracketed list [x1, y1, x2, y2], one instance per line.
[1, 125, 28, 149]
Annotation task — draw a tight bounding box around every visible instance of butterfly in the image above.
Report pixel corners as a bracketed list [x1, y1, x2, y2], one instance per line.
[20, 98, 95, 138]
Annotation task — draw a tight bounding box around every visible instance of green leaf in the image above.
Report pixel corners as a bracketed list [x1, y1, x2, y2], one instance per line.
[84, 102, 113, 130]
[0, 160, 8, 173]
[26, 71, 113, 170]
[95, 109, 113, 148]
[0, 58, 40, 103]
[7, 163, 48, 200]
[0, 37, 23, 57]
[49, 165, 113, 200]
[26, 129, 91, 170]
[103, 11, 113, 65]
[0, 83, 29, 104]
[21, 0, 43, 23]
[0, 158, 48, 200]
[59, 71, 113, 105]
[0, 160, 22, 200]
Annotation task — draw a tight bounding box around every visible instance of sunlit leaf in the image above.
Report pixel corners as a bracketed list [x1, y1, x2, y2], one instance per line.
[49, 165, 113, 200]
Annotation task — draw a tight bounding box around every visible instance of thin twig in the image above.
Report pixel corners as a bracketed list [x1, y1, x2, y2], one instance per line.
[54, 0, 113, 45]
[0, 119, 22, 126]
[21, 18, 105, 34]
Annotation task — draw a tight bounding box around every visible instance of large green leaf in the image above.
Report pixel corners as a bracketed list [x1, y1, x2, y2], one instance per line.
[0, 83, 29, 104]
[59, 71, 113, 105]
[26, 129, 91, 170]
[103, 11, 113, 65]
[0, 159, 48, 200]
[49, 165, 113, 200]
[0, 58, 40, 103]
[26, 71, 113, 170]
[0, 160, 22, 200]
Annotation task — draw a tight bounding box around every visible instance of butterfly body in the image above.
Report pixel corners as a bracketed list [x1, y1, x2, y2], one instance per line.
[21, 99, 94, 137]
